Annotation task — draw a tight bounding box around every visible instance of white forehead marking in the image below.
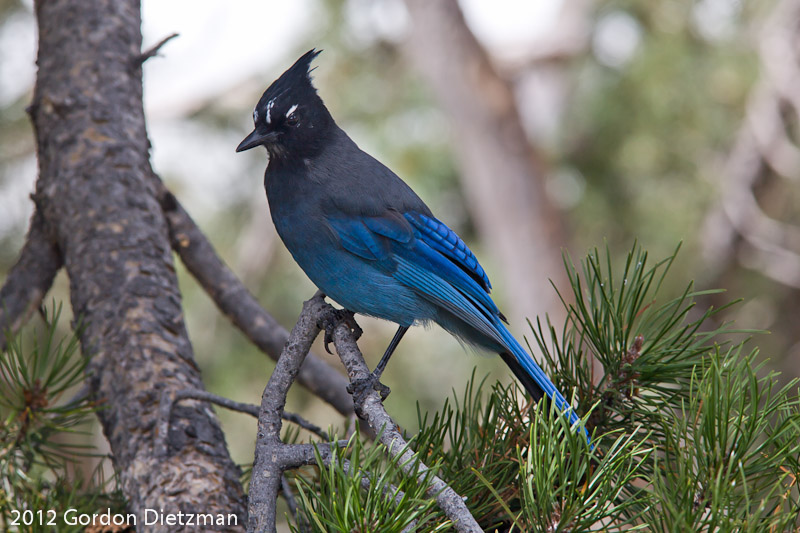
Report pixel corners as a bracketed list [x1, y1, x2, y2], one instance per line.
[286, 104, 298, 117]
[252, 108, 258, 123]
[265, 98, 275, 124]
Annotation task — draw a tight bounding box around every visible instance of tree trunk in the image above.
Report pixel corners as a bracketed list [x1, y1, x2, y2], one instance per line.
[29, 0, 244, 528]
[403, 0, 570, 325]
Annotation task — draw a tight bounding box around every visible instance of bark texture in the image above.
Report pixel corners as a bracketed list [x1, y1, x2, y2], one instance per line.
[29, 0, 244, 528]
[0, 210, 61, 352]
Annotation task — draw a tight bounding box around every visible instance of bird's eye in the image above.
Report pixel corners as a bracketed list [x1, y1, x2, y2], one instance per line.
[286, 113, 299, 127]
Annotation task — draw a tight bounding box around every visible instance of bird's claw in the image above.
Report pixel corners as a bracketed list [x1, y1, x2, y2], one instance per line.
[323, 321, 336, 355]
[321, 308, 362, 354]
[347, 372, 391, 413]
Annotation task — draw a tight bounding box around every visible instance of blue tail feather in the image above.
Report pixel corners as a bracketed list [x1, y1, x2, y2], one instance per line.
[496, 323, 584, 431]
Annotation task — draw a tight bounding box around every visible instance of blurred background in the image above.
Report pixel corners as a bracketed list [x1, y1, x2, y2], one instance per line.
[1, 0, 798, 473]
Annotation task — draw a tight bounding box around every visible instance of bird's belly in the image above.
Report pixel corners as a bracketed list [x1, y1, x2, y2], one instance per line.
[279, 230, 431, 327]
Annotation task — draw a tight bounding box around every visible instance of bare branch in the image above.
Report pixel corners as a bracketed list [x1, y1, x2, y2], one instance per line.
[156, 388, 328, 457]
[281, 410, 327, 440]
[245, 293, 469, 531]
[719, 125, 800, 288]
[747, 84, 800, 181]
[0, 210, 61, 351]
[154, 186, 354, 416]
[247, 292, 328, 532]
[759, 0, 800, 130]
[135, 32, 179, 66]
[329, 307, 483, 532]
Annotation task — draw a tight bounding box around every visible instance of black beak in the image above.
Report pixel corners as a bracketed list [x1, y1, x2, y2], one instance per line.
[236, 129, 279, 152]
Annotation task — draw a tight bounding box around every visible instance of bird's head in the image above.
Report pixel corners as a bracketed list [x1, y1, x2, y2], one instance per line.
[236, 49, 332, 160]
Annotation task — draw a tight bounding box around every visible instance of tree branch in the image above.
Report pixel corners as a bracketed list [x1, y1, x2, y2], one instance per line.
[701, 0, 800, 288]
[329, 309, 483, 532]
[135, 32, 179, 67]
[245, 293, 477, 531]
[155, 186, 354, 417]
[156, 387, 328, 457]
[0, 209, 61, 351]
[247, 293, 330, 532]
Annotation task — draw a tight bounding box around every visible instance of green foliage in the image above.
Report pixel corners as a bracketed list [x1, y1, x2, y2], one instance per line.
[0, 306, 126, 531]
[640, 345, 800, 532]
[290, 244, 800, 531]
[413, 378, 652, 531]
[535, 244, 743, 440]
[509, 404, 651, 531]
[290, 434, 446, 532]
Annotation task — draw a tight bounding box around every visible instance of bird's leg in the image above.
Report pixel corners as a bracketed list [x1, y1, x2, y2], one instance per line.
[346, 325, 408, 407]
[373, 325, 409, 380]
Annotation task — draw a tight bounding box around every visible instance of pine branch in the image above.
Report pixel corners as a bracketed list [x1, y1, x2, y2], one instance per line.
[0, 307, 128, 527]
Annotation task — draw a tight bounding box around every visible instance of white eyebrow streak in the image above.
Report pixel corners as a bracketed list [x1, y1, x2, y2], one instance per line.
[286, 104, 298, 117]
[266, 98, 275, 124]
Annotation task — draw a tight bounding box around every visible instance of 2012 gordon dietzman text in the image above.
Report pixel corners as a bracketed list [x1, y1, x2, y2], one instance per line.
[8, 507, 239, 528]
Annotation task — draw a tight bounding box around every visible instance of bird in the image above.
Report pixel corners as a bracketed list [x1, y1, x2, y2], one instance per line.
[237, 49, 588, 442]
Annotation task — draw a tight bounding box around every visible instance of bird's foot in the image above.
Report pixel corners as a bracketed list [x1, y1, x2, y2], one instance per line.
[347, 372, 391, 411]
[321, 308, 362, 355]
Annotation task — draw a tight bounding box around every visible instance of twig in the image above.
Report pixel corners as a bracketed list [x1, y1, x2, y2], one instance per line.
[247, 293, 329, 532]
[135, 32, 179, 67]
[156, 388, 330, 456]
[157, 389, 328, 453]
[281, 411, 327, 440]
[154, 185, 354, 416]
[327, 307, 483, 532]
[0, 210, 62, 352]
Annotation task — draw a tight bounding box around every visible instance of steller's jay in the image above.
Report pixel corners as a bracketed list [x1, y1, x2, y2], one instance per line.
[237, 50, 587, 441]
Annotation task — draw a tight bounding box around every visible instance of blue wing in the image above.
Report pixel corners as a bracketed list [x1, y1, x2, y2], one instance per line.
[326, 209, 587, 441]
[403, 212, 491, 291]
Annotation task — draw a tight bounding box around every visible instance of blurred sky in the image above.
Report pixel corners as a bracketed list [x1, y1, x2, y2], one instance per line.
[139, 0, 566, 117]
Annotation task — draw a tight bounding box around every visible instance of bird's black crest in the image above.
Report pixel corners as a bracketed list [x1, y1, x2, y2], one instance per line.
[259, 49, 322, 105]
